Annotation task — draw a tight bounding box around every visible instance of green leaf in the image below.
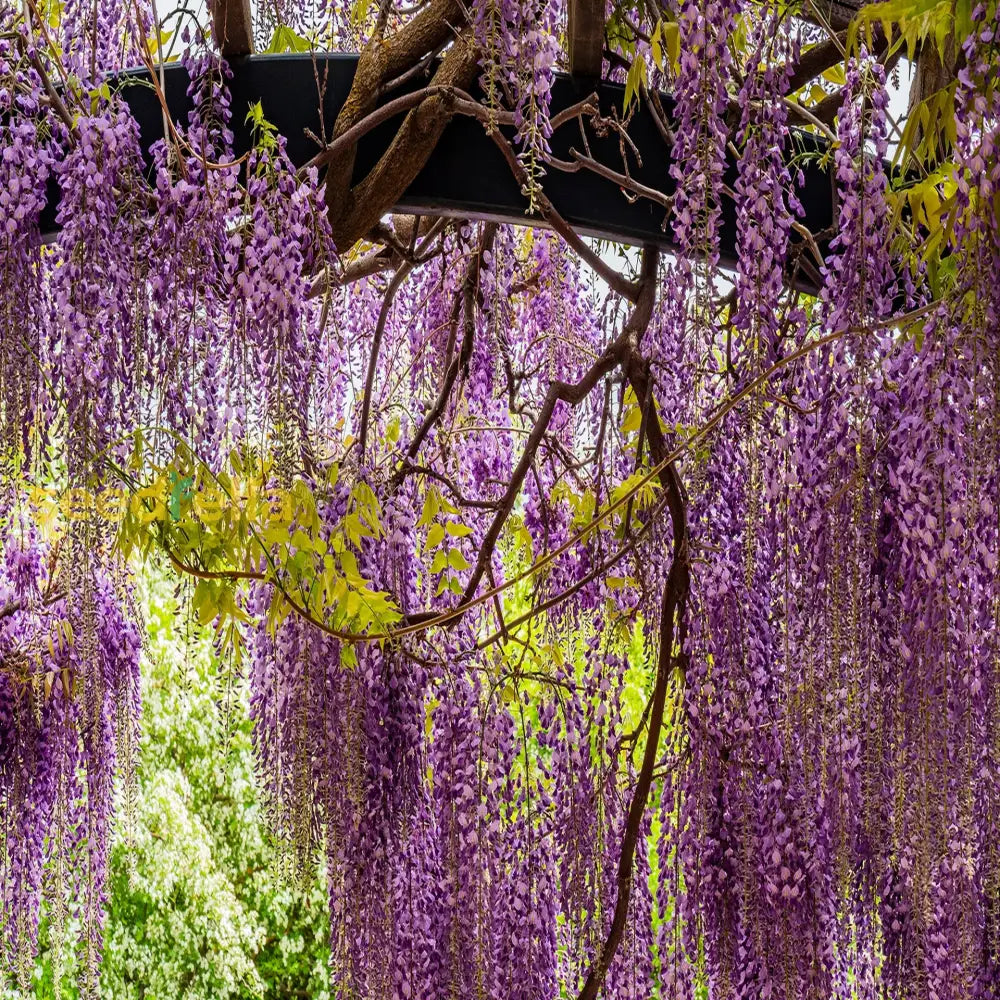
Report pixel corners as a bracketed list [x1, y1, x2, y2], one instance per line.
[344, 590, 361, 619]
[650, 21, 664, 70]
[168, 472, 194, 522]
[291, 528, 313, 551]
[621, 401, 643, 436]
[246, 101, 265, 129]
[417, 488, 441, 528]
[146, 26, 174, 60]
[623, 56, 648, 113]
[662, 21, 680, 74]
[193, 579, 219, 626]
[264, 24, 313, 53]
[447, 549, 471, 572]
[339, 548, 363, 584]
[350, 0, 372, 29]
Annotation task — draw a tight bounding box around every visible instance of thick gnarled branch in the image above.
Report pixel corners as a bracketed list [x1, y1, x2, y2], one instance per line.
[323, 0, 474, 249]
[208, 0, 253, 56]
[575, 275, 691, 1000]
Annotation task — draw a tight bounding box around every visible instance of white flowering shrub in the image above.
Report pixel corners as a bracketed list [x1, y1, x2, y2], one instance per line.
[17, 572, 331, 1000]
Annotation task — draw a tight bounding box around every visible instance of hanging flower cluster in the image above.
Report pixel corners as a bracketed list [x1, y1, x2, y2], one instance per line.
[0, 530, 140, 996]
[670, 0, 741, 270]
[472, 0, 562, 210]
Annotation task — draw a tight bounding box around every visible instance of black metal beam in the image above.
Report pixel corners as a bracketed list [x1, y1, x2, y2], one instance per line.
[38, 54, 836, 283]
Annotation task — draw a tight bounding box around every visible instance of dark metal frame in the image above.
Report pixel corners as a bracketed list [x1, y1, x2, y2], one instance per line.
[39, 53, 836, 283]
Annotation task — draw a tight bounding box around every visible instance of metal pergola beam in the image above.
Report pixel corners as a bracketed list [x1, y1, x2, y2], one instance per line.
[567, 0, 605, 77]
[37, 54, 836, 287]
